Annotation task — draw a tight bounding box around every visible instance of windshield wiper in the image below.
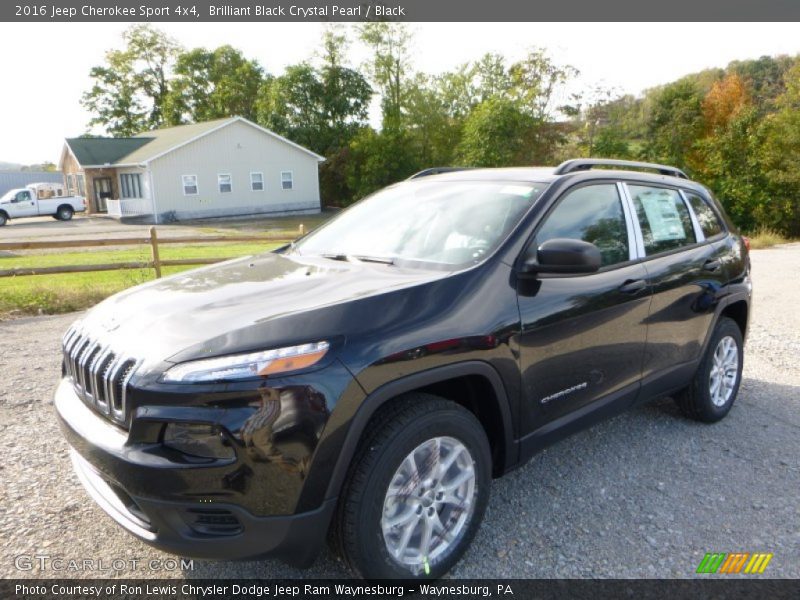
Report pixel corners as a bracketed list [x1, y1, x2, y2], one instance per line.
[319, 253, 395, 265]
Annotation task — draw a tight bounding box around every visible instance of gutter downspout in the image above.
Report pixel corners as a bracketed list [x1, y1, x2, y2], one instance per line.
[144, 163, 159, 224]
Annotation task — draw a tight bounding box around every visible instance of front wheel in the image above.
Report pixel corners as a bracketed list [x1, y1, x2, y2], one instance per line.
[56, 205, 74, 221]
[0, 212, 7, 226]
[675, 317, 744, 422]
[332, 394, 491, 579]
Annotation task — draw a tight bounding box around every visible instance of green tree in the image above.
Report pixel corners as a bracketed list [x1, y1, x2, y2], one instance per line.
[317, 27, 373, 150]
[456, 97, 532, 167]
[82, 25, 179, 135]
[758, 63, 800, 235]
[345, 128, 420, 200]
[642, 79, 704, 169]
[260, 30, 371, 157]
[166, 46, 265, 124]
[508, 48, 579, 121]
[359, 22, 412, 130]
[403, 74, 462, 167]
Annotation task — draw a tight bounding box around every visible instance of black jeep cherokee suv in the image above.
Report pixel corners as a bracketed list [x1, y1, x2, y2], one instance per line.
[56, 159, 751, 579]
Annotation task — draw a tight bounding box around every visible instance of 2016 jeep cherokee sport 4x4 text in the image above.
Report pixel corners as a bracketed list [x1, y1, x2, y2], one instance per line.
[56, 159, 751, 579]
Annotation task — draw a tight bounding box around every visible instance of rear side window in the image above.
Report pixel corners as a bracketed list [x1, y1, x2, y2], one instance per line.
[685, 192, 723, 238]
[534, 184, 630, 267]
[628, 185, 696, 256]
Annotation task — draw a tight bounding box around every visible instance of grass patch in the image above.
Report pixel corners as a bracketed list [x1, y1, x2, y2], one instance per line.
[747, 228, 790, 249]
[0, 242, 281, 318]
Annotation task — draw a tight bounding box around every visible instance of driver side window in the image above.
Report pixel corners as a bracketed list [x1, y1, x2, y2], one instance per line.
[16, 191, 31, 202]
[534, 184, 630, 267]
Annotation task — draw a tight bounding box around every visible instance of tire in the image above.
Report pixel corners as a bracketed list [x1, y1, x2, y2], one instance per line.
[56, 205, 74, 221]
[0, 212, 7, 226]
[331, 393, 491, 579]
[675, 317, 743, 423]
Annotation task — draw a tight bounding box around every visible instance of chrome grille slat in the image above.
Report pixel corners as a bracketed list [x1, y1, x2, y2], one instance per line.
[75, 339, 94, 395]
[90, 348, 113, 412]
[61, 327, 137, 428]
[115, 360, 139, 422]
[107, 358, 129, 413]
[103, 355, 120, 410]
[94, 352, 116, 405]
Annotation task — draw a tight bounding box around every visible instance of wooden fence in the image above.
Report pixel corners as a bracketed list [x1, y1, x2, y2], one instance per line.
[0, 226, 302, 279]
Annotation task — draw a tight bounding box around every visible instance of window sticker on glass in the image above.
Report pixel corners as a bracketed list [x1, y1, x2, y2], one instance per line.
[639, 191, 687, 242]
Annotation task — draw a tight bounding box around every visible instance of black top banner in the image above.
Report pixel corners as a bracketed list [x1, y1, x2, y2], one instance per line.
[3, 0, 800, 22]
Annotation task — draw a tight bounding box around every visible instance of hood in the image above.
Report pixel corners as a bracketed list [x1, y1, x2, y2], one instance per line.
[75, 252, 449, 369]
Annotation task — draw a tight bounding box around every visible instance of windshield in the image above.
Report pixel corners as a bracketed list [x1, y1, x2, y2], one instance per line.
[292, 180, 546, 268]
[0, 189, 20, 202]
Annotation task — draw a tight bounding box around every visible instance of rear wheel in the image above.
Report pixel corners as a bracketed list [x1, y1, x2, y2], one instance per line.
[332, 394, 491, 579]
[56, 205, 74, 221]
[0, 212, 7, 226]
[675, 317, 743, 422]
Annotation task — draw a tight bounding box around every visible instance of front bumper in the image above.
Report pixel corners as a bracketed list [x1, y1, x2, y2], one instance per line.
[55, 379, 335, 567]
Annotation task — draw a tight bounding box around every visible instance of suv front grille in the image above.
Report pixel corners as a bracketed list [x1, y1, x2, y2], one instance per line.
[62, 327, 139, 427]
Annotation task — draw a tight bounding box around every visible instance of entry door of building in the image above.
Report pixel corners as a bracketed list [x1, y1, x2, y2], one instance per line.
[93, 177, 113, 212]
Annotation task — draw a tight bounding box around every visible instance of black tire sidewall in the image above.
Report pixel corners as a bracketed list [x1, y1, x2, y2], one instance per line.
[350, 406, 491, 579]
[0, 213, 6, 226]
[695, 318, 744, 421]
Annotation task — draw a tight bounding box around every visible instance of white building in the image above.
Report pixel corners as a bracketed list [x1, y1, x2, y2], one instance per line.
[60, 117, 324, 222]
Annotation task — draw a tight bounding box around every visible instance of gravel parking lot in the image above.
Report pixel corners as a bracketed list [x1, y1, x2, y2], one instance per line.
[1, 245, 798, 580]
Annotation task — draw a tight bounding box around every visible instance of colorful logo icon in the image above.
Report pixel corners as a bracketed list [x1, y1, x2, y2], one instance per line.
[696, 552, 773, 574]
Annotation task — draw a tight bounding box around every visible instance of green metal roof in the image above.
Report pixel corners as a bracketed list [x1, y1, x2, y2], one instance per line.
[65, 137, 153, 166]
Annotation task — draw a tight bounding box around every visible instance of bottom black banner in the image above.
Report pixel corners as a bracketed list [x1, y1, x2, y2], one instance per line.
[1, 579, 799, 600]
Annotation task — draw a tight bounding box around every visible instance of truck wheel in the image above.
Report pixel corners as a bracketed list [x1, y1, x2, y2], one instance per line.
[56, 205, 74, 221]
[675, 317, 743, 423]
[331, 394, 491, 579]
[0, 212, 7, 226]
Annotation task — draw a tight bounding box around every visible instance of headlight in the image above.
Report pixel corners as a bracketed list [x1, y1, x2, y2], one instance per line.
[162, 341, 330, 383]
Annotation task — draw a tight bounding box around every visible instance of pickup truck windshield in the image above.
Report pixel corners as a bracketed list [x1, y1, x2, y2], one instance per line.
[0, 189, 20, 202]
[292, 180, 546, 268]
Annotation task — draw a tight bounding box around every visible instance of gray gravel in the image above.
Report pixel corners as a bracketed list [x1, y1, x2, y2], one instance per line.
[1, 244, 798, 579]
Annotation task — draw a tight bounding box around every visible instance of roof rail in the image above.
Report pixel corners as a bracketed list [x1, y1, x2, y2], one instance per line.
[554, 158, 689, 180]
[407, 167, 475, 180]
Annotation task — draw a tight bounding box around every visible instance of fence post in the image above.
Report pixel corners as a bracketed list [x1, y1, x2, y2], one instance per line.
[149, 226, 162, 278]
[298, 223, 305, 237]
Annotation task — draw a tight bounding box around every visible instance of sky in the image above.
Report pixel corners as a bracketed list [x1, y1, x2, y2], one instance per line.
[1, 22, 799, 165]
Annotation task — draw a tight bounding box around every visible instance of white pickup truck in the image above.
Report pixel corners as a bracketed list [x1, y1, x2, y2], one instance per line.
[0, 183, 86, 226]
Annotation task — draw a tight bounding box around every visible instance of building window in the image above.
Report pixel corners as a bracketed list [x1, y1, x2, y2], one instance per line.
[76, 174, 86, 196]
[66, 174, 75, 195]
[218, 173, 232, 193]
[120, 173, 143, 199]
[250, 172, 264, 191]
[281, 171, 293, 190]
[182, 174, 198, 196]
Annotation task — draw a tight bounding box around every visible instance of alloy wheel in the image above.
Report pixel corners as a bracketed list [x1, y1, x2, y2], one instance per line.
[380, 436, 477, 574]
[709, 335, 739, 407]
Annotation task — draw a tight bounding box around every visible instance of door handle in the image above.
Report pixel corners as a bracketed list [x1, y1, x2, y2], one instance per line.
[703, 259, 721, 272]
[618, 279, 647, 294]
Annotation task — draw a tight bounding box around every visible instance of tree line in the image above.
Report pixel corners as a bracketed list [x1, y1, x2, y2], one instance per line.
[82, 25, 800, 236]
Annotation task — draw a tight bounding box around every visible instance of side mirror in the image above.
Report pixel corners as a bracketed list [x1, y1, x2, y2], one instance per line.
[519, 238, 602, 275]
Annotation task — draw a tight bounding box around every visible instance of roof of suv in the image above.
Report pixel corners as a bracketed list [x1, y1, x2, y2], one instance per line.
[409, 159, 706, 193]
